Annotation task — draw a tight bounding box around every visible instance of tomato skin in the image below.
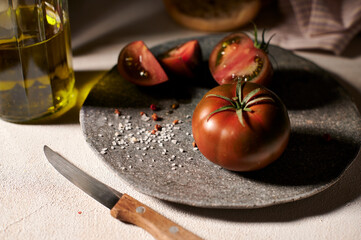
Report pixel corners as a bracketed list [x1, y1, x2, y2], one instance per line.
[158, 40, 202, 79]
[209, 33, 273, 86]
[192, 82, 290, 172]
[117, 41, 168, 86]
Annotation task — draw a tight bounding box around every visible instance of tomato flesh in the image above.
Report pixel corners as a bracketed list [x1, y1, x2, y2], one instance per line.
[158, 40, 202, 79]
[209, 33, 273, 86]
[117, 41, 168, 86]
[192, 82, 290, 172]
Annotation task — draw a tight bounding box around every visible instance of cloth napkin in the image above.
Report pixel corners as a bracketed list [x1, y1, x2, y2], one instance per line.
[274, 0, 361, 55]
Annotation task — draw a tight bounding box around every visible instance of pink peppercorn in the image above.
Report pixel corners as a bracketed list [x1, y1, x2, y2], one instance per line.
[150, 104, 157, 111]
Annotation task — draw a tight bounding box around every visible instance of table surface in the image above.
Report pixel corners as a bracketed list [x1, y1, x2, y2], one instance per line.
[1, 1, 361, 239]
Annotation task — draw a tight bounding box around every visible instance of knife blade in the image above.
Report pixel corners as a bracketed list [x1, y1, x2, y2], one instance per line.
[44, 145, 202, 240]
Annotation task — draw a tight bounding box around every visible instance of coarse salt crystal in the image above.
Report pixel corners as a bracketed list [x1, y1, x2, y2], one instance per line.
[141, 114, 150, 121]
[130, 137, 139, 143]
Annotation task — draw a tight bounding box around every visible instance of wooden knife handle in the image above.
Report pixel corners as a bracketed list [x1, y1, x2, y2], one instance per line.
[110, 194, 202, 240]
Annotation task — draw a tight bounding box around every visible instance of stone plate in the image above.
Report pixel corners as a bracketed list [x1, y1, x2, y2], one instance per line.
[80, 35, 361, 208]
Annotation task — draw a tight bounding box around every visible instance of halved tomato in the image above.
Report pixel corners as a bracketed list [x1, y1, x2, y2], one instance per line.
[117, 41, 168, 86]
[209, 32, 273, 86]
[158, 40, 202, 79]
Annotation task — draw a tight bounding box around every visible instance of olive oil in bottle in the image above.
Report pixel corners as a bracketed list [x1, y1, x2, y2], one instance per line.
[0, 2, 75, 122]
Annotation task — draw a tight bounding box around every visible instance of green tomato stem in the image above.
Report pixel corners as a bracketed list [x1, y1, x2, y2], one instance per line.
[205, 82, 274, 126]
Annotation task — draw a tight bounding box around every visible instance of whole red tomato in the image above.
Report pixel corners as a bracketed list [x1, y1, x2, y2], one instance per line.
[209, 31, 273, 86]
[192, 81, 290, 172]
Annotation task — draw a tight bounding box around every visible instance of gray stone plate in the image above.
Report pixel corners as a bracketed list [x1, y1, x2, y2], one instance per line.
[80, 35, 361, 209]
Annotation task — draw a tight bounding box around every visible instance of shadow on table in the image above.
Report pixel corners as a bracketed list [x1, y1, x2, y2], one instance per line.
[26, 70, 105, 125]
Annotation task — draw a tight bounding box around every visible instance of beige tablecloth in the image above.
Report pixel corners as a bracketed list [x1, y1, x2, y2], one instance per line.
[1, 1, 361, 239]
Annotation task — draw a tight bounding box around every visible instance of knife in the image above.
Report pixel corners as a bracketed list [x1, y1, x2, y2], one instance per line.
[44, 145, 202, 240]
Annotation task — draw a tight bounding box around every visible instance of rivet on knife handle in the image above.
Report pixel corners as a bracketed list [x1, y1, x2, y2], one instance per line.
[110, 194, 203, 240]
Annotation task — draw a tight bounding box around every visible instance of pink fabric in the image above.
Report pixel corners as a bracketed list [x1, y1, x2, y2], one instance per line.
[275, 0, 361, 54]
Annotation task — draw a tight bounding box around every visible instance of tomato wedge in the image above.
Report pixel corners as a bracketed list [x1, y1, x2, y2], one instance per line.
[117, 41, 168, 86]
[209, 32, 273, 86]
[158, 40, 202, 79]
